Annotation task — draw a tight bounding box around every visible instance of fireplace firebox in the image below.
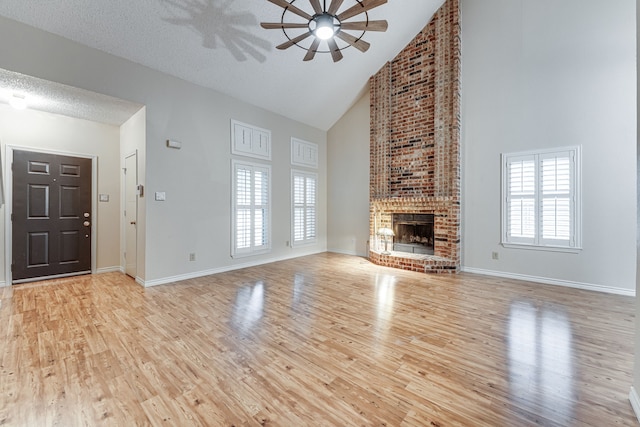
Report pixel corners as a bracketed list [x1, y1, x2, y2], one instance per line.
[392, 214, 435, 255]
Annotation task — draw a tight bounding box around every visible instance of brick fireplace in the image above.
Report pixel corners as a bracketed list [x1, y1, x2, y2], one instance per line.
[369, 0, 460, 273]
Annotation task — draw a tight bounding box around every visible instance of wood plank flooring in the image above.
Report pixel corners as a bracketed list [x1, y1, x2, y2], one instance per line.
[0, 252, 636, 426]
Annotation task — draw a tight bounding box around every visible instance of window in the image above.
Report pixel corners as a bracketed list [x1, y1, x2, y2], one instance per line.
[232, 160, 271, 257]
[292, 170, 317, 246]
[502, 146, 581, 251]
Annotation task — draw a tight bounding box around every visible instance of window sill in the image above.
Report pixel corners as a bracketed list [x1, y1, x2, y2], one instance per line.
[231, 248, 272, 259]
[501, 243, 582, 254]
[291, 239, 317, 248]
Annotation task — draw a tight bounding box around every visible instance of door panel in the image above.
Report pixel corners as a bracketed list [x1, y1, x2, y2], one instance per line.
[124, 153, 137, 278]
[12, 150, 92, 283]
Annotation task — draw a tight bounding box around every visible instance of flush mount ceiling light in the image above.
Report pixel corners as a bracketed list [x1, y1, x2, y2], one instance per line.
[261, 0, 389, 62]
[9, 94, 27, 110]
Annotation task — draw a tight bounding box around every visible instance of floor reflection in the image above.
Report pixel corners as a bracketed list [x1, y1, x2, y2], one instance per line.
[231, 281, 264, 335]
[373, 274, 396, 355]
[507, 300, 575, 423]
[293, 273, 305, 307]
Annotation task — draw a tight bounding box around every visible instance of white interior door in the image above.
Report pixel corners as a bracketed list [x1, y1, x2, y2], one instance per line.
[124, 152, 137, 278]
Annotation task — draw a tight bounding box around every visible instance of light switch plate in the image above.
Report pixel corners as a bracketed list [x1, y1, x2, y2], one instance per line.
[155, 191, 166, 201]
[99, 194, 109, 202]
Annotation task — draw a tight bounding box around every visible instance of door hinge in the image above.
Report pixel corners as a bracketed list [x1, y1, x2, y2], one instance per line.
[10, 264, 14, 272]
[123, 252, 126, 260]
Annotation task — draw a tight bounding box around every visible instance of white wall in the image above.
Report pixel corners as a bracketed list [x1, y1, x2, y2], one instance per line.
[460, 0, 637, 294]
[0, 16, 327, 285]
[0, 105, 121, 276]
[632, 0, 640, 418]
[327, 91, 370, 256]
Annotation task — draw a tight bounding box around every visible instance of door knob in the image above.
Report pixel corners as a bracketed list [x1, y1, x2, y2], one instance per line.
[84, 212, 90, 218]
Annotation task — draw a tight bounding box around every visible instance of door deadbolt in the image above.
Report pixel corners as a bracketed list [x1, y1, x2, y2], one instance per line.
[84, 212, 90, 218]
[83, 221, 90, 226]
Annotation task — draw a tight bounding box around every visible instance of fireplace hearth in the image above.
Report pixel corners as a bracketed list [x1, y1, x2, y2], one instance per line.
[392, 214, 435, 255]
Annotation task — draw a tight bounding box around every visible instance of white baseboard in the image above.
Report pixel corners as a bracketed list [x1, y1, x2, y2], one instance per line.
[629, 386, 640, 423]
[139, 250, 326, 287]
[461, 266, 635, 296]
[327, 248, 367, 257]
[96, 266, 123, 274]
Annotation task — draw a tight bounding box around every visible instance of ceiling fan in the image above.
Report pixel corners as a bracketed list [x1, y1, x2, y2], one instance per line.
[260, 0, 389, 62]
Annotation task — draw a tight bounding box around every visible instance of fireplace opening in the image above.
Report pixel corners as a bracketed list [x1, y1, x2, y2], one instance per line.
[392, 214, 435, 255]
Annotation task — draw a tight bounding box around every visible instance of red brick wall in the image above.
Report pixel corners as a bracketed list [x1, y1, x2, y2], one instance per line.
[369, 0, 461, 273]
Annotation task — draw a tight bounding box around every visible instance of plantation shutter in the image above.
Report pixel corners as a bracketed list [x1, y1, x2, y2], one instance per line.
[506, 155, 536, 244]
[539, 151, 574, 246]
[233, 161, 270, 256]
[293, 174, 305, 242]
[292, 171, 317, 245]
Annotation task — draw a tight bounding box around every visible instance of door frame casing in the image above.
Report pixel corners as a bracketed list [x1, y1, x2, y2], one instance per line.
[4, 145, 98, 285]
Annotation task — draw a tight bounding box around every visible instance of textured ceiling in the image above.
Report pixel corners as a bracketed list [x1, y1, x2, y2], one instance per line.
[0, 0, 444, 130]
[0, 69, 143, 126]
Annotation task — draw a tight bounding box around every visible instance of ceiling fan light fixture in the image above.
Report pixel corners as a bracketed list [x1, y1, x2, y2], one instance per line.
[311, 13, 338, 40]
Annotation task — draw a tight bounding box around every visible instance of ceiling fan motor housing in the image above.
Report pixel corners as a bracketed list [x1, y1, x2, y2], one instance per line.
[310, 12, 341, 40]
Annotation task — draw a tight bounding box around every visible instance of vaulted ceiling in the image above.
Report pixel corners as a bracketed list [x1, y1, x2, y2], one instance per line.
[0, 0, 444, 130]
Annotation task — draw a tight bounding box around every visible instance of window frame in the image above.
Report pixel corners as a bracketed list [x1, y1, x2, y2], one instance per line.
[291, 169, 318, 247]
[501, 146, 582, 253]
[231, 159, 272, 258]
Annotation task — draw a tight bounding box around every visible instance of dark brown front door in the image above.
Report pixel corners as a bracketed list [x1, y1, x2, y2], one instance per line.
[12, 150, 92, 283]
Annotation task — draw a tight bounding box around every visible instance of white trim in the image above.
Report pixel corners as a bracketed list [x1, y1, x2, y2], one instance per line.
[291, 137, 318, 169]
[501, 243, 581, 254]
[96, 266, 122, 274]
[4, 145, 98, 285]
[139, 250, 325, 287]
[629, 387, 640, 423]
[230, 119, 271, 160]
[461, 266, 635, 296]
[0, 280, 7, 288]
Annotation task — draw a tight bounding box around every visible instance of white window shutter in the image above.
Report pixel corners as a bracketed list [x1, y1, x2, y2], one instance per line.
[232, 161, 271, 257]
[291, 170, 317, 246]
[501, 147, 580, 251]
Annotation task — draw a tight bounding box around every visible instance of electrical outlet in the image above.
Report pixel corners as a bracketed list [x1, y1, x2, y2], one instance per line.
[491, 251, 499, 260]
[189, 253, 196, 261]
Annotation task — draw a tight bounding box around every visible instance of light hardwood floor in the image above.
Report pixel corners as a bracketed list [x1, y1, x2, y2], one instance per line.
[0, 252, 636, 426]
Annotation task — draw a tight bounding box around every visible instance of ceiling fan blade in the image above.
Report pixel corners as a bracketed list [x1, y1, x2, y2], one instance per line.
[340, 20, 388, 32]
[304, 38, 322, 61]
[309, 0, 323, 14]
[267, 0, 313, 20]
[261, 22, 310, 29]
[335, 31, 370, 53]
[327, 38, 343, 62]
[337, 0, 387, 21]
[327, 0, 345, 15]
[277, 31, 313, 50]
